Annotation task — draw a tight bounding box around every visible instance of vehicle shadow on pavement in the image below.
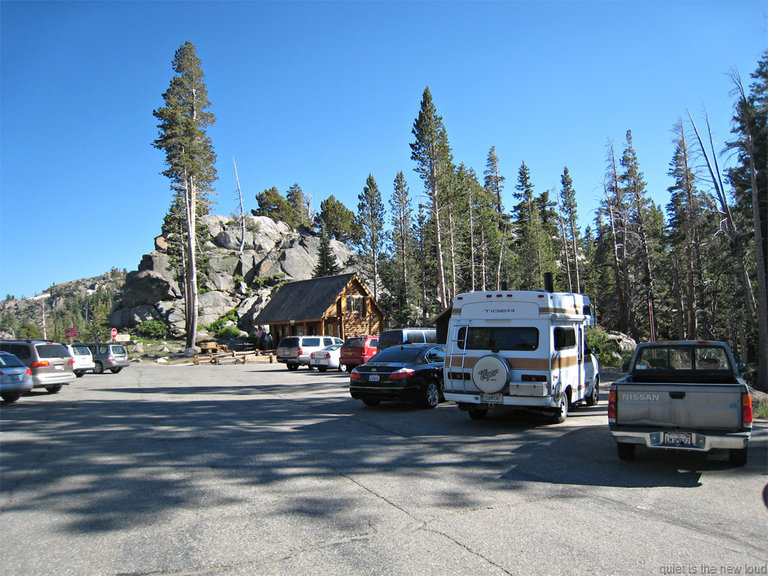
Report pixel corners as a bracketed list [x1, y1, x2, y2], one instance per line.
[498, 421, 768, 489]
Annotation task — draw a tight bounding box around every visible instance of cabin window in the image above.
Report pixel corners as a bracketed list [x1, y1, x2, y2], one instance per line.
[554, 327, 576, 351]
[346, 295, 364, 314]
[457, 327, 538, 351]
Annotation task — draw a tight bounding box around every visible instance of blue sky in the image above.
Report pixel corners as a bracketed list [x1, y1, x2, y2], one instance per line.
[1, 0, 765, 299]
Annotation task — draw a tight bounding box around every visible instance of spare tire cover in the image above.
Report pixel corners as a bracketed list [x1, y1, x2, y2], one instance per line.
[471, 354, 509, 394]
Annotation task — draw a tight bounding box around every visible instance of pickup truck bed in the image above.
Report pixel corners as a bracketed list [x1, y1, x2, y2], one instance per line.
[608, 341, 753, 466]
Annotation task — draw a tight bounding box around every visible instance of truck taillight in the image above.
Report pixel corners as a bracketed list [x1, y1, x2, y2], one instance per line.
[608, 390, 617, 421]
[742, 393, 753, 424]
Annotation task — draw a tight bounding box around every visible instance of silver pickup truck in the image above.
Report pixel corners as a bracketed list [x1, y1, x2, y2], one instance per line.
[608, 341, 753, 466]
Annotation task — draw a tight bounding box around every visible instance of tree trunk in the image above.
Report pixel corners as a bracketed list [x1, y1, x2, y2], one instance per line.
[184, 173, 198, 351]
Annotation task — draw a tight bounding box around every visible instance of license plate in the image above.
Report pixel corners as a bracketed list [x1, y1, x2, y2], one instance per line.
[55, 365, 63, 371]
[481, 393, 503, 404]
[664, 432, 692, 447]
[368, 374, 380, 382]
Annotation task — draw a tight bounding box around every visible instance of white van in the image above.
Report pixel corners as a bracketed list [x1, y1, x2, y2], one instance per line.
[443, 290, 599, 423]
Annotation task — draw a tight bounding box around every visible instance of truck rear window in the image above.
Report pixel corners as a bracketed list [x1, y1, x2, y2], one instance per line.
[457, 327, 538, 351]
[635, 346, 732, 372]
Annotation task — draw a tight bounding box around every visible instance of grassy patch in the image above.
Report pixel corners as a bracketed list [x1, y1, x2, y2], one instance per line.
[754, 400, 768, 420]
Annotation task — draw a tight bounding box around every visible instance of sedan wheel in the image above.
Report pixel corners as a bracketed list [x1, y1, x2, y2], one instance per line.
[362, 398, 380, 407]
[422, 380, 440, 409]
[1, 393, 21, 403]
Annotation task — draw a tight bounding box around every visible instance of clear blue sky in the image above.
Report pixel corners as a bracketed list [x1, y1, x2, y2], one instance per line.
[1, 0, 765, 299]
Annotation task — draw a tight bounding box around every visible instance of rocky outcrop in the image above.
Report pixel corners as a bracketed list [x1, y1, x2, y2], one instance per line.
[109, 215, 354, 338]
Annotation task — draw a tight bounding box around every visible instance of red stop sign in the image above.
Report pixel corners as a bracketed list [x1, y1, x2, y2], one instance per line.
[110, 328, 118, 339]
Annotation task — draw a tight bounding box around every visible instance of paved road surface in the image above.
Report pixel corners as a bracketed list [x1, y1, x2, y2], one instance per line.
[1, 363, 766, 575]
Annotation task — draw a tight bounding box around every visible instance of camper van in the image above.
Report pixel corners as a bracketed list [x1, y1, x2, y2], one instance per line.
[443, 290, 599, 423]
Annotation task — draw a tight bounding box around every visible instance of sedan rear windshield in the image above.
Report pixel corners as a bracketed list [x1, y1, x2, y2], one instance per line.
[371, 346, 424, 363]
[0, 354, 25, 367]
[35, 343, 71, 358]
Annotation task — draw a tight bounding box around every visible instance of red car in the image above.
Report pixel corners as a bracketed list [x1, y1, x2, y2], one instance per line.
[340, 336, 379, 371]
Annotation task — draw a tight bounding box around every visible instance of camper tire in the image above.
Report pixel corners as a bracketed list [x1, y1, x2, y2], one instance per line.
[468, 408, 487, 420]
[586, 378, 599, 406]
[551, 392, 569, 423]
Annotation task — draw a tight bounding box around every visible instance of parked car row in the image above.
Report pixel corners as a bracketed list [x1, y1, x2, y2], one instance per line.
[0, 339, 130, 404]
[275, 329, 442, 410]
[277, 328, 437, 372]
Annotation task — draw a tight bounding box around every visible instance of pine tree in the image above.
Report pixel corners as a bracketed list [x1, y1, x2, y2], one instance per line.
[411, 86, 453, 308]
[389, 172, 414, 312]
[666, 120, 709, 339]
[620, 130, 660, 341]
[484, 146, 507, 289]
[316, 195, 358, 242]
[312, 224, 341, 278]
[727, 51, 768, 390]
[558, 167, 581, 292]
[287, 183, 312, 228]
[355, 174, 385, 300]
[252, 186, 292, 223]
[153, 41, 217, 350]
[512, 162, 550, 290]
[600, 141, 632, 334]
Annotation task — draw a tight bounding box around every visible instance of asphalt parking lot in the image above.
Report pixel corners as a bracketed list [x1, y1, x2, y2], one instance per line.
[1, 363, 766, 576]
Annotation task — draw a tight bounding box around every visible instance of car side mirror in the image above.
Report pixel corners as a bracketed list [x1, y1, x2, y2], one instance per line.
[737, 363, 747, 374]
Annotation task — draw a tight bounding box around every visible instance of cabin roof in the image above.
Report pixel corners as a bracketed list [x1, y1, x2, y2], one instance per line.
[254, 273, 358, 323]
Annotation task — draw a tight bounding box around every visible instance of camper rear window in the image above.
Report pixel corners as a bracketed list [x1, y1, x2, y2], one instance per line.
[457, 327, 538, 351]
[554, 327, 576, 351]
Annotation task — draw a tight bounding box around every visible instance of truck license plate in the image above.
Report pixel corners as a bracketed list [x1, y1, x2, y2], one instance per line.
[368, 375, 380, 382]
[664, 432, 692, 447]
[481, 393, 503, 404]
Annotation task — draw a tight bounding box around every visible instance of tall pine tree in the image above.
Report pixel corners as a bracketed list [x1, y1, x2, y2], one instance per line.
[153, 41, 217, 350]
[411, 86, 453, 308]
[355, 174, 385, 301]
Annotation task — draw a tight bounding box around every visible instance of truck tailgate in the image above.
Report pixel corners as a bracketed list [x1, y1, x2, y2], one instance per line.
[615, 384, 743, 430]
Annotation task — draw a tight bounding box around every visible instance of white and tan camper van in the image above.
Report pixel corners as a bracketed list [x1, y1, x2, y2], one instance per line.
[443, 290, 600, 423]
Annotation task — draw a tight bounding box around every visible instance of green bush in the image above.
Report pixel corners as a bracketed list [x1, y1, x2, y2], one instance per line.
[135, 319, 169, 339]
[586, 326, 631, 369]
[216, 325, 243, 339]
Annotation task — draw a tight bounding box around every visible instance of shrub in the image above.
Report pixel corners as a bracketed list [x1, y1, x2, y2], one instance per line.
[217, 325, 243, 339]
[135, 319, 169, 339]
[586, 326, 631, 369]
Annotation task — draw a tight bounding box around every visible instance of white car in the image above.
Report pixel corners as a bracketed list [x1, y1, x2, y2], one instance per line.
[67, 344, 96, 377]
[309, 344, 343, 372]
